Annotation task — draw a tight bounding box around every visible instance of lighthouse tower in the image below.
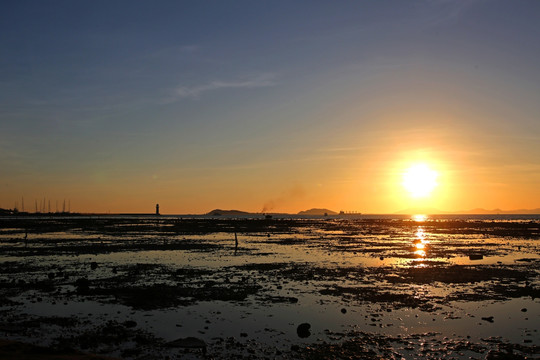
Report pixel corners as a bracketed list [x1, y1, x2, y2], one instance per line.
[156, 204, 160, 215]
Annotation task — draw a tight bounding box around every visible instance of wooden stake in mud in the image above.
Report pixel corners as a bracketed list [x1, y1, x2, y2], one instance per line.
[234, 230, 238, 255]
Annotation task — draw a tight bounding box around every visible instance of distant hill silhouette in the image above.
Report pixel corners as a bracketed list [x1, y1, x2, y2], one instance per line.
[206, 209, 250, 216]
[396, 207, 540, 215]
[297, 208, 337, 215]
[457, 208, 540, 215]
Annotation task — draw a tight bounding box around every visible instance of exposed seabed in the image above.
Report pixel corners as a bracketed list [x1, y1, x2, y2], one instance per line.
[0, 216, 538, 359]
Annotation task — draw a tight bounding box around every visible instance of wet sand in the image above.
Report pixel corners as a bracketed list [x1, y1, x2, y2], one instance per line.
[0, 216, 538, 359]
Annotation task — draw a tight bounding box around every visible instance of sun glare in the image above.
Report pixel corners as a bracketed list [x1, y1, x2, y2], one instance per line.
[402, 163, 438, 198]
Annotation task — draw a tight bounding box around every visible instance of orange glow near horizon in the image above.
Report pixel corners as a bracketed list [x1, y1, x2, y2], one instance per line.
[2, 137, 539, 215]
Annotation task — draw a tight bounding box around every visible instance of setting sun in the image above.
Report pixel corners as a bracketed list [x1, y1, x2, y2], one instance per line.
[402, 164, 438, 198]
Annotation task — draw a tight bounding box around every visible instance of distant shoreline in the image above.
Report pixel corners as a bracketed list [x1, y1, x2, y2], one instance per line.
[1, 212, 539, 219]
[3, 206, 540, 217]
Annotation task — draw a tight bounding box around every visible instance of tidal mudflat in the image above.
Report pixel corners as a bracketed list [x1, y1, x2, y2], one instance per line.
[0, 215, 538, 359]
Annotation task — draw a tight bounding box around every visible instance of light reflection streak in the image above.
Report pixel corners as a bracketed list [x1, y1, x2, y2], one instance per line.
[413, 226, 430, 258]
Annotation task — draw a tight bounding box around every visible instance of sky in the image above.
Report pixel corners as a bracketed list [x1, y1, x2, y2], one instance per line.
[1, 0, 540, 214]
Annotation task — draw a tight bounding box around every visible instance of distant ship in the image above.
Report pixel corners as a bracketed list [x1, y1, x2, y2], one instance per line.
[339, 211, 362, 215]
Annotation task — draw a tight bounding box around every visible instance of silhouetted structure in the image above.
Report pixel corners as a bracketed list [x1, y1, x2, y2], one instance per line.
[156, 204, 160, 215]
[234, 231, 238, 255]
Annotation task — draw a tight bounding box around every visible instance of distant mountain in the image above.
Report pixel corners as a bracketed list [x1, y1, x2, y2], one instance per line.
[458, 208, 500, 214]
[297, 208, 338, 215]
[396, 207, 540, 215]
[457, 208, 540, 215]
[206, 209, 250, 216]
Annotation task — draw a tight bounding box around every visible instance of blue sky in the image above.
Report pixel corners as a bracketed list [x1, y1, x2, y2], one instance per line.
[1, 0, 540, 213]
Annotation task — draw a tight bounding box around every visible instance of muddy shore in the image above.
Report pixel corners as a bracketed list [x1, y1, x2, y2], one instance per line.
[0, 216, 538, 359]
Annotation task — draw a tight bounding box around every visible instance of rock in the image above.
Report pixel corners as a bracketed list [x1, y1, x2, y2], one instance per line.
[123, 320, 137, 328]
[341, 308, 347, 314]
[90, 262, 98, 270]
[48, 272, 55, 280]
[240, 332, 248, 337]
[75, 277, 90, 294]
[297, 323, 311, 338]
[521, 308, 527, 312]
[121, 348, 141, 358]
[481, 316, 494, 323]
[485, 349, 525, 359]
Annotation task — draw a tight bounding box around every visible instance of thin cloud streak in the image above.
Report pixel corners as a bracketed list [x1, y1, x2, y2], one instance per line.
[173, 73, 276, 100]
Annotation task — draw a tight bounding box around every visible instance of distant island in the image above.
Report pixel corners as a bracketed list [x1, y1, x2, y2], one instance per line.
[297, 208, 338, 216]
[206, 208, 340, 216]
[206, 209, 251, 216]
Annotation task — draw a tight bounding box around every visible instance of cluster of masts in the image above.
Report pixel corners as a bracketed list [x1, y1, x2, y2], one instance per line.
[13, 197, 71, 214]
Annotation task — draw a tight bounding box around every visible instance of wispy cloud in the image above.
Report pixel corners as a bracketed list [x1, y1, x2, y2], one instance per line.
[419, 0, 480, 27]
[172, 73, 276, 100]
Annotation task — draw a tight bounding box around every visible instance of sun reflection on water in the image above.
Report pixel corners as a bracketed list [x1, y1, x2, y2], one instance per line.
[412, 214, 428, 222]
[414, 249, 426, 257]
[413, 226, 429, 258]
